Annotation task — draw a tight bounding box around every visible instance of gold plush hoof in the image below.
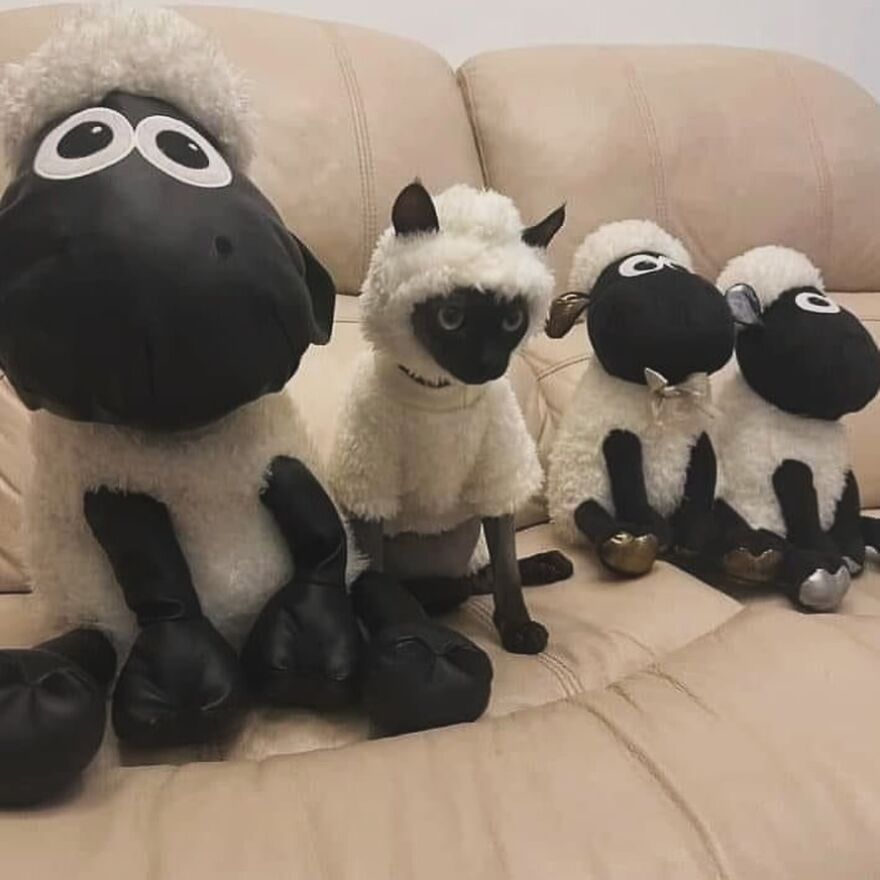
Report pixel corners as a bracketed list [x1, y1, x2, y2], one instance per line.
[722, 547, 782, 584]
[599, 532, 659, 577]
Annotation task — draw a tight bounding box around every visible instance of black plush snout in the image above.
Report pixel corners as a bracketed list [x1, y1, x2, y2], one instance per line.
[0, 92, 335, 431]
[587, 255, 735, 385]
[736, 287, 880, 420]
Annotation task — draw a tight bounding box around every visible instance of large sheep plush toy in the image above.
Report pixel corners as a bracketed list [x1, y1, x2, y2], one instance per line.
[330, 181, 571, 735]
[547, 220, 735, 576]
[712, 246, 880, 611]
[0, 6, 362, 806]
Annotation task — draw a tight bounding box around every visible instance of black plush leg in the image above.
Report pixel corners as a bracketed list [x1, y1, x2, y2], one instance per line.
[574, 499, 661, 577]
[353, 571, 492, 736]
[862, 515, 880, 555]
[402, 574, 477, 615]
[242, 457, 361, 709]
[0, 628, 115, 807]
[828, 471, 866, 574]
[712, 500, 784, 584]
[670, 432, 718, 558]
[84, 489, 245, 748]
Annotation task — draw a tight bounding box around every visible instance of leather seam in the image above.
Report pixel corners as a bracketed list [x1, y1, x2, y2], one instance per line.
[623, 54, 669, 229]
[325, 24, 377, 284]
[575, 696, 734, 879]
[0, 468, 20, 497]
[777, 56, 834, 267]
[457, 65, 492, 185]
[535, 353, 589, 381]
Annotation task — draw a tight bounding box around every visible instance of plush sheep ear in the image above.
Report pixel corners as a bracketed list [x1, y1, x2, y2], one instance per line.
[523, 204, 566, 248]
[546, 290, 590, 338]
[392, 181, 440, 237]
[725, 283, 763, 329]
[289, 231, 336, 345]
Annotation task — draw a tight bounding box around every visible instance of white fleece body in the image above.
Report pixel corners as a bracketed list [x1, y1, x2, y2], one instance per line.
[24, 391, 322, 650]
[330, 353, 542, 552]
[548, 359, 712, 544]
[715, 373, 848, 534]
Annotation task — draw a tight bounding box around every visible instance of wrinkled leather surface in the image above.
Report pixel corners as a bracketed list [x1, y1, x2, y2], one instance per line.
[2, 7, 880, 875]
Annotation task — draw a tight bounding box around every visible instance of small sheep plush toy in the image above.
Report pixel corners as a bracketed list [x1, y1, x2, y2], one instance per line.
[330, 181, 571, 734]
[713, 246, 880, 611]
[546, 220, 735, 577]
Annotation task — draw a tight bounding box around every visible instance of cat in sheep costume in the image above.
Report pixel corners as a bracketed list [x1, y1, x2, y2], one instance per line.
[0, 5, 362, 806]
[713, 246, 880, 611]
[330, 181, 572, 735]
[547, 220, 735, 577]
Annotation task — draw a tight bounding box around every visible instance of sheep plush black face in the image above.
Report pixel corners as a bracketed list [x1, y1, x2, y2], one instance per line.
[588, 253, 735, 385]
[410, 288, 529, 384]
[0, 91, 334, 431]
[732, 285, 880, 420]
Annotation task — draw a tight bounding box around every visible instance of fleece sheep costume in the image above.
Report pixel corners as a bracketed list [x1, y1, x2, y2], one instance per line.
[0, 5, 362, 805]
[547, 220, 735, 576]
[330, 182, 570, 698]
[713, 246, 880, 610]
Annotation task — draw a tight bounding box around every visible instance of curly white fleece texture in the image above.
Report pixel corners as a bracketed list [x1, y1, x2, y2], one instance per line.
[0, 3, 253, 170]
[716, 245, 824, 308]
[568, 219, 692, 293]
[360, 184, 556, 382]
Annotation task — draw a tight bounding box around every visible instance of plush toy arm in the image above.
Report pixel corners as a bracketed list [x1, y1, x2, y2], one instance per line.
[241, 456, 361, 709]
[670, 432, 718, 555]
[602, 429, 672, 549]
[84, 489, 245, 747]
[482, 514, 547, 655]
[829, 470, 866, 572]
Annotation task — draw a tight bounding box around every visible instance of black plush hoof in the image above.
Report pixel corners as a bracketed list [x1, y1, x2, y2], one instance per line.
[364, 620, 492, 736]
[0, 649, 107, 807]
[242, 580, 361, 710]
[113, 618, 245, 748]
[518, 551, 574, 587]
[599, 531, 659, 577]
[497, 618, 548, 655]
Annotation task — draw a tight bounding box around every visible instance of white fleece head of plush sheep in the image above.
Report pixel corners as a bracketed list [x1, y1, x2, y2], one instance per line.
[359, 182, 564, 385]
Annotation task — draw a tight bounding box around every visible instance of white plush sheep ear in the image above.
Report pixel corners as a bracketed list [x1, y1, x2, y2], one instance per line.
[725, 283, 763, 328]
[523, 204, 566, 248]
[546, 290, 590, 338]
[392, 181, 440, 236]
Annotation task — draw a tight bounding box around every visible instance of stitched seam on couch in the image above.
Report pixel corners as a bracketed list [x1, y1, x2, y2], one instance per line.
[775, 55, 834, 270]
[467, 597, 583, 697]
[622, 53, 669, 232]
[324, 24, 378, 285]
[575, 696, 734, 879]
[457, 66, 492, 186]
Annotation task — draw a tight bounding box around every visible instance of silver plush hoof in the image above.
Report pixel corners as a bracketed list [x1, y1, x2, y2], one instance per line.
[798, 566, 851, 612]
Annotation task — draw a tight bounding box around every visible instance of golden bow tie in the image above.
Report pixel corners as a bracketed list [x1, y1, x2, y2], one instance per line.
[644, 368, 716, 422]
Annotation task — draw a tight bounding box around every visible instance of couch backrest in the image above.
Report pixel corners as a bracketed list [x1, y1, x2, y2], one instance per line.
[1, 5, 879, 591]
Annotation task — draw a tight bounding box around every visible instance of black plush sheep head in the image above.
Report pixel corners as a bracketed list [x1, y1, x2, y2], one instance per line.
[721, 246, 880, 421]
[547, 219, 734, 385]
[0, 6, 335, 432]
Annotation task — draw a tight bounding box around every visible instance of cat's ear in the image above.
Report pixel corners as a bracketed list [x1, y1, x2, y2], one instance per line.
[546, 290, 589, 338]
[523, 204, 566, 248]
[392, 180, 440, 237]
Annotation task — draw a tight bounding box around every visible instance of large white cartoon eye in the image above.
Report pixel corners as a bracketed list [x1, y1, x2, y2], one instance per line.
[795, 291, 840, 315]
[661, 257, 687, 272]
[33, 107, 135, 180]
[135, 116, 232, 188]
[618, 253, 665, 277]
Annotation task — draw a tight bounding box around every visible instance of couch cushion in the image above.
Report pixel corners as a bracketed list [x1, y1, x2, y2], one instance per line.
[0, 380, 30, 593]
[3, 606, 880, 879]
[458, 45, 880, 291]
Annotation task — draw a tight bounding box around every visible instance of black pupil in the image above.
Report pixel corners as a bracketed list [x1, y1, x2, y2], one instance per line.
[635, 260, 656, 271]
[57, 121, 113, 159]
[808, 295, 826, 307]
[156, 130, 209, 169]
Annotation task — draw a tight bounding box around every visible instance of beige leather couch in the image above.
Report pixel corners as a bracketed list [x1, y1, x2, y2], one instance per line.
[2, 6, 880, 877]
